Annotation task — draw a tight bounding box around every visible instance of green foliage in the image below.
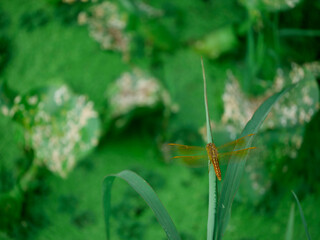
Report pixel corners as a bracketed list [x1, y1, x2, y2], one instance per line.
[103, 170, 181, 240]
[209, 63, 319, 204]
[82, 1, 130, 58]
[278, 0, 320, 62]
[3, 84, 101, 177]
[292, 191, 312, 240]
[0, 7, 11, 75]
[291, 109, 320, 194]
[241, 0, 303, 13]
[54, 1, 92, 25]
[0, 81, 16, 111]
[0, 192, 23, 232]
[20, 9, 50, 31]
[201, 58, 217, 240]
[103, 64, 300, 240]
[194, 26, 238, 59]
[0, 36, 11, 74]
[104, 68, 172, 132]
[79, 0, 180, 61]
[285, 203, 295, 240]
[216, 83, 296, 239]
[0, 0, 320, 239]
[110, 168, 167, 240]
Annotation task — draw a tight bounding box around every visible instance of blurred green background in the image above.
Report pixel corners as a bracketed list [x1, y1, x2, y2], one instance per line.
[0, 0, 319, 239]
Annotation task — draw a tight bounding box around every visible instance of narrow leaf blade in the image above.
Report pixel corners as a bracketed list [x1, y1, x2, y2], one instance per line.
[285, 203, 295, 240]
[216, 84, 296, 239]
[102, 170, 181, 240]
[202, 58, 217, 240]
[292, 191, 312, 240]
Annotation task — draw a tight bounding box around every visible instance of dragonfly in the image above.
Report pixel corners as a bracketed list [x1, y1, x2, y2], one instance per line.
[168, 134, 256, 181]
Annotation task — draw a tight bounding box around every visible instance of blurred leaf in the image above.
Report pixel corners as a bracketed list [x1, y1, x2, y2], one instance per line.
[11, 84, 101, 177]
[120, 0, 163, 18]
[193, 26, 238, 59]
[103, 170, 181, 240]
[0, 81, 17, 114]
[216, 83, 296, 239]
[0, 36, 12, 74]
[20, 9, 50, 31]
[201, 58, 217, 240]
[0, 191, 22, 231]
[292, 191, 312, 240]
[241, 0, 302, 13]
[285, 203, 295, 240]
[138, 20, 178, 51]
[279, 29, 320, 37]
[0, 232, 13, 240]
[262, 0, 303, 12]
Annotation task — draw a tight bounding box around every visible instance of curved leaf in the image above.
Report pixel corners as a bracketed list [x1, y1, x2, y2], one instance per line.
[102, 170, 181, 240]
[216, 83, 296, 239]
[292, 191, 311, 240]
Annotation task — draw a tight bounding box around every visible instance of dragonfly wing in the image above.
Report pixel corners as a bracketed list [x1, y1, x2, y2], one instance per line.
[217, 134, 255, 153]
[172, 155, 208, 167]
[218, 147, 257, 165]
[168, 143, 206, 155]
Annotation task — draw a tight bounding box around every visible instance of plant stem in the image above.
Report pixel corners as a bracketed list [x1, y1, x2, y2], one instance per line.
[273, 13, 280, 53]
[245, 24, 254, 93]
[201, 58, 217, 240]
[208, 169, 217, 240]
[9, 162, 38, 199]
[20, 163, 38, 192]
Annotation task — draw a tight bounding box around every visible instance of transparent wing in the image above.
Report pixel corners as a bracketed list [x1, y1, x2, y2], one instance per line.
[217, 134, 255, 153]
[168, 143, 207, 167]
[168, 138, 257, 168]
[168, 143, 205, 155]
[172, 155, 208, 167]
[218, 147, 257, 165]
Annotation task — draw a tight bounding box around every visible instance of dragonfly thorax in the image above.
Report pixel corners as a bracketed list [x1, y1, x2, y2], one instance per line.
[206, 142, 222, 181]
[206, 142, 218, 158]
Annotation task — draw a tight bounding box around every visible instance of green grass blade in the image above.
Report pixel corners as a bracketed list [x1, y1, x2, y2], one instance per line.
[292, 191, 312, 240]
[245, 25, 255, 93]
[102, 170, 181, 240]
[279, 29, 320, 37]
[202, 58, 217, 240]
[285, 203, 295, 240]
[216, 84, 296, 240]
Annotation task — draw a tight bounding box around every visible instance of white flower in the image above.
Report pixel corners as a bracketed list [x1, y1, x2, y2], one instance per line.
[108, 69, 165, 117]
[1, 106, 9, 116]
[14, 96, 21, 104]
[28, 96, 38, 105]
[22, 86, 100, 178]
[54, 85, 69, 106]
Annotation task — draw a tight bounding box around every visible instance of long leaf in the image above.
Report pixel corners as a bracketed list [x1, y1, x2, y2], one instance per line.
[201, 58, 217, 240]
[216, 84, 296, 239]
[102, 170, 181, 240]
[292, 191, 311, 240]
[285, 203, 295, 240]
[279, 29, 320, 37]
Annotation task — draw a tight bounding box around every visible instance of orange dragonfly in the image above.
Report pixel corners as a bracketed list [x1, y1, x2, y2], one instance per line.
[168, 134, 256, 181]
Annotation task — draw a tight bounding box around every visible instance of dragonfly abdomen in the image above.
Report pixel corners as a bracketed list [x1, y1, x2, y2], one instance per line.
[206, 143, 222, 181]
